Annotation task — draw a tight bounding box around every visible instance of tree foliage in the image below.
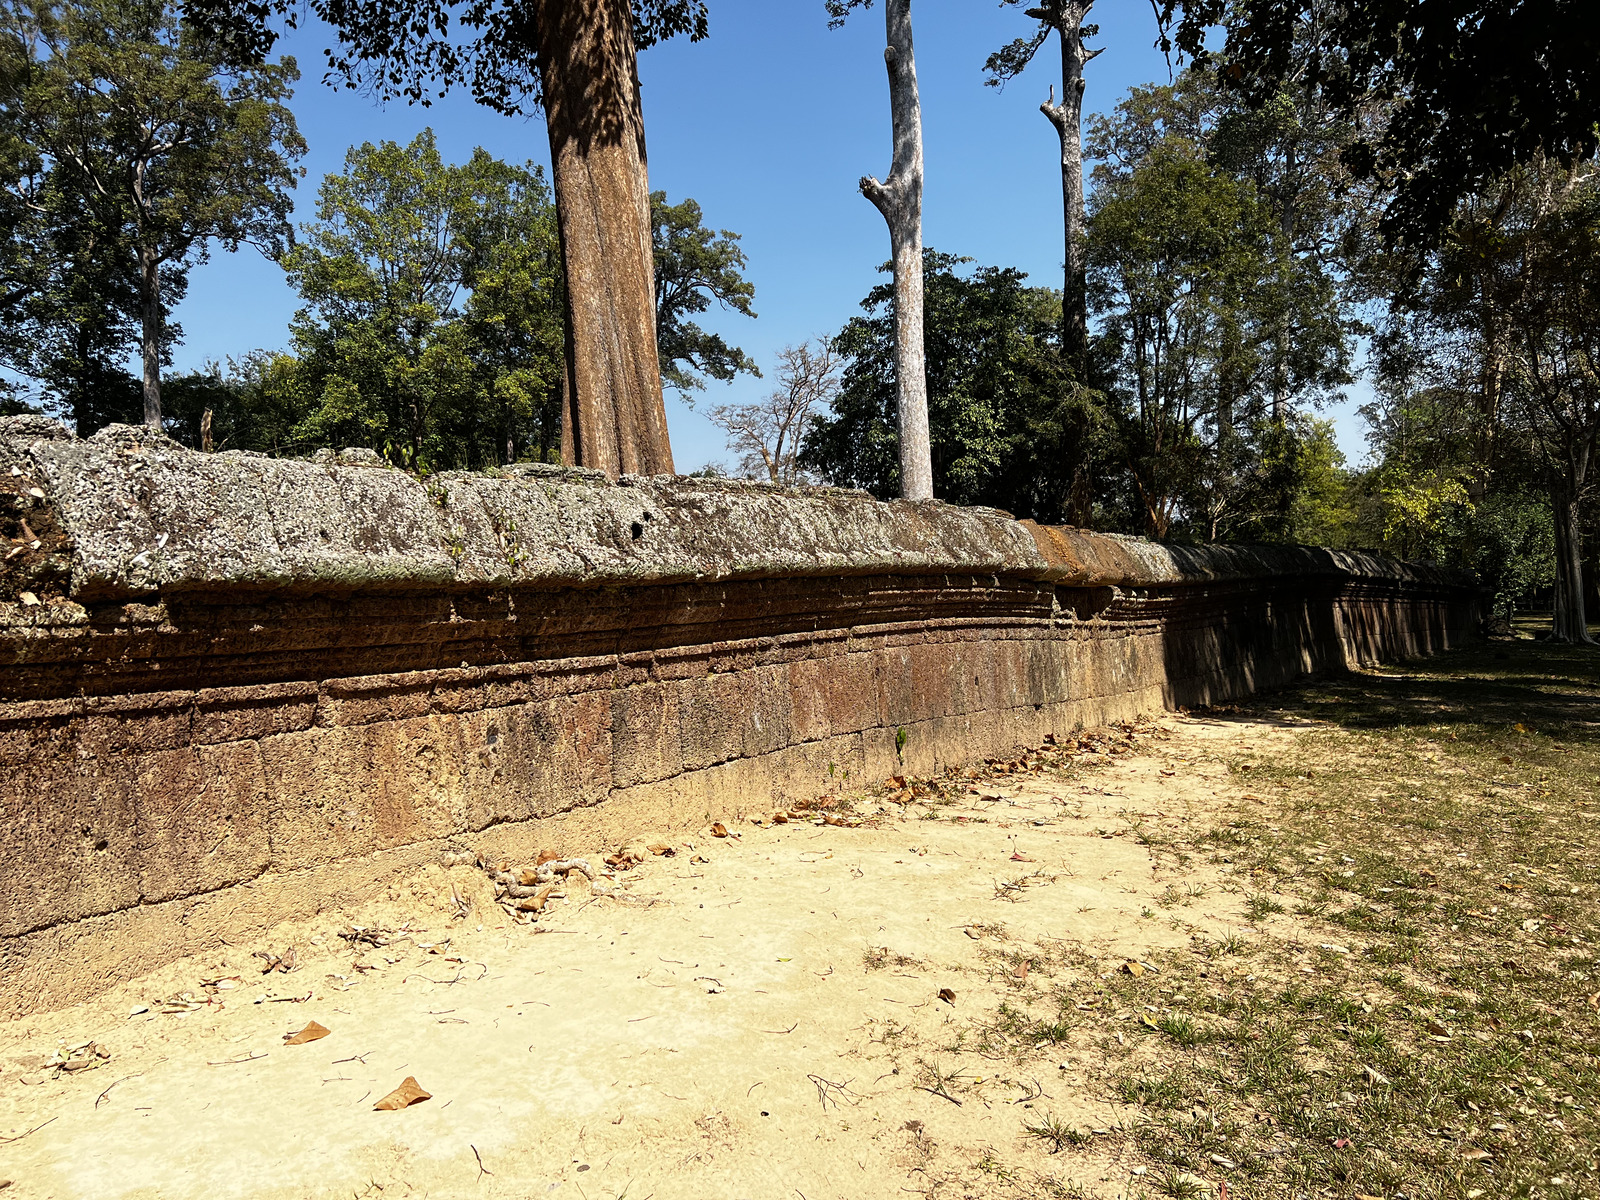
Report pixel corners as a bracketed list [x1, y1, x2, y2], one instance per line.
[1154, 0, 1600, 247]
[182, 0, 707, 113]
[652, 191, 757, 400]
[802, 250, 1111, 523]
[1084, 76, 1353, 540]
[264, 130, 564, 469]
[1363, 156, 1600, 638]
[0, 0, 304, 423]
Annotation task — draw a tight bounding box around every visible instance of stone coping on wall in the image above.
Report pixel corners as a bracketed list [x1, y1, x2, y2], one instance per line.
[2, 416, 1464, 609]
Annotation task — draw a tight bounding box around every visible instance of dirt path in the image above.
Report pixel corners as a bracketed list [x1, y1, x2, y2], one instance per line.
[0, 715, 1319, 1200]
[8, 637, 1600, 1200]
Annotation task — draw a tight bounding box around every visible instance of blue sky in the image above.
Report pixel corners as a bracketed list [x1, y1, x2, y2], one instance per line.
[172, 0, 1372, 471]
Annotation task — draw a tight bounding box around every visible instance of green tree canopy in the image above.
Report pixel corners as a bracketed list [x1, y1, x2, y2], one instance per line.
[269, 129, 564, 469]
[1, 0, 304, 426]
[801, 250, 1111, 523]
[1084, 76, 1354, 541]
[1155, 0, 1600, 247]
[652, 191, 758, 400]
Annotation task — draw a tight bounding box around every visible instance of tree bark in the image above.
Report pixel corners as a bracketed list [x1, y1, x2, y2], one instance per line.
[861, 0, 932, 501]
[1035, 1, 1099, 367]
[1551, 472, 1594, 643]
[535, 0, 673, 478]
[139, 244, 162, 429]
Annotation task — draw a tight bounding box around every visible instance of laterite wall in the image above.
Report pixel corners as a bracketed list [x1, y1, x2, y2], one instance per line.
[0, 417, 1479, 1016]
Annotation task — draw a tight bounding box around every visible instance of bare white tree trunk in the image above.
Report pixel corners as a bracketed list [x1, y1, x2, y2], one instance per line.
[1037, 0, 1099, 363]
[860, 0, 933, 501]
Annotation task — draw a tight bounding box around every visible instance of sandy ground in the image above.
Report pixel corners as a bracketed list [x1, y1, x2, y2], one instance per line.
[0, 715, 1292, 1200]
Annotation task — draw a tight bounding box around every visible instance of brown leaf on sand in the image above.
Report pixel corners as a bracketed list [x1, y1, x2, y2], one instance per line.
[535, 849, 560, 866]
[1010, 851, 1035, 862]
[937, 988, 956, 1005]
[515, 885, 557, 913]
[711, 823, 729, 838]
[283, 1021, 330, 1045]
[374, 1077, 431, 1110]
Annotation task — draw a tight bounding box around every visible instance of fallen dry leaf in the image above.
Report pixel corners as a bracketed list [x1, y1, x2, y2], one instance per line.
[1458, 1146, 1492, 1161]
[283, 1021, 330, 1045]
[374, 1077, 431, 1110]
[1122, 960, 1145, 978]
[1010, 851, 1035, 862]
[937, 988, 956, 1005]
[515, 884, 557, 912]
[535, 849, 559, 866]
[710, 823, 729, 838]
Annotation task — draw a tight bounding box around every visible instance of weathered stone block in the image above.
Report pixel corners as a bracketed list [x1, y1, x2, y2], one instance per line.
[194, 682, 318, 744]
[610, 682, 682, 788]
[136, 741, 271, 903]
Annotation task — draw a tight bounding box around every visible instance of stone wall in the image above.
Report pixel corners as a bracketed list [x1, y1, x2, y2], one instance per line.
[0, 418, 1480, 1017]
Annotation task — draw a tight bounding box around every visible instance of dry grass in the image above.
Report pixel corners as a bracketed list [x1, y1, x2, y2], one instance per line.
[971, 626, 1600, 1199]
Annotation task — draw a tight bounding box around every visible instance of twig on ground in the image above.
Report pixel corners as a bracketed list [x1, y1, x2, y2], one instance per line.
[0, 1116, 57, 1143]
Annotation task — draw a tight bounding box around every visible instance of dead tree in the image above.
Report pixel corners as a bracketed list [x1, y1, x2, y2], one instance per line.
[985, 1, 1102, 363]
[831, 0, 933, 501]
[707, 340, 840, 484]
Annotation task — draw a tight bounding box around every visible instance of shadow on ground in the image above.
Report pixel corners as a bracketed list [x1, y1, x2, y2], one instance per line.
[1241, 621, 1600, 740]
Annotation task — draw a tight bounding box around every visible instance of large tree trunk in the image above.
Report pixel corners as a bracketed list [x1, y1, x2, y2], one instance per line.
[1037, 1, 1099, 367]
[139, 244, 162, 429]
[535, 0, 673, 478]
[1551, 472, 1593, 643]
[860, 0, 933, 502]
